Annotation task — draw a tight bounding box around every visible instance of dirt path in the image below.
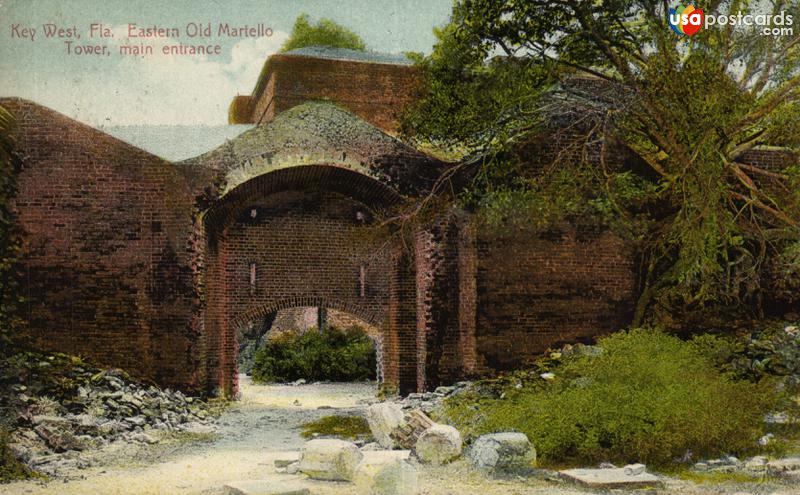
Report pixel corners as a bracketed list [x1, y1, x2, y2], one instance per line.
[4, 376, 799, 495]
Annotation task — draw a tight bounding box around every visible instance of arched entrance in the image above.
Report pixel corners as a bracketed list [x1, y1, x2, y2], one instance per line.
[200, 165, 418, 396]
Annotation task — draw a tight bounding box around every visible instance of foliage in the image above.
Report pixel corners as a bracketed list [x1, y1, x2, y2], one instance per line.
[0, 427, 32, 482]
[280, 13, 366, 53]
[251, 325, 377, 383]
[300, 415, 372, 440]
[403, 0, 800, 328]
[0, 105, 22, 354]
[441, 329, 773, 466]
[691, 321, 800, 395]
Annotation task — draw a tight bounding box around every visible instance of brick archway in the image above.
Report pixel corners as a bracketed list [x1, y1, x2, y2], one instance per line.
[231, 296, 383, 330]
[200, 164, 418, 396]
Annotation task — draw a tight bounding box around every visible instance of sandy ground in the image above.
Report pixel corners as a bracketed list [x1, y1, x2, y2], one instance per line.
[4, 376, 800, 495]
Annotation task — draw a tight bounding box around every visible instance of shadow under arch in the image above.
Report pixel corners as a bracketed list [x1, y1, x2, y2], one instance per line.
[204, 164, 405, 232]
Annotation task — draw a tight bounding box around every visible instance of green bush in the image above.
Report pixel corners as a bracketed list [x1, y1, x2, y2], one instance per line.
[251, 325, 376, 383]
[441, 328, 774, 467]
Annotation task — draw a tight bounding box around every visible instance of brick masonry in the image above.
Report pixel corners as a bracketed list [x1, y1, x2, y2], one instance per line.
[233, 54, 420, 131]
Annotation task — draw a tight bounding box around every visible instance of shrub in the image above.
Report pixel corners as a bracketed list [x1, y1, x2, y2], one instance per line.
[441, 328, 774, 466]
[251, 325, 376, 383]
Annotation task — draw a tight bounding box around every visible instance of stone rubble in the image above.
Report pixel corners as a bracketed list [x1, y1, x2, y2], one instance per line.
[4, 365, 218, 477]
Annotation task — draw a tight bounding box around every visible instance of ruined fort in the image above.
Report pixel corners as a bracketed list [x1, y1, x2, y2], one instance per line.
[3, 46, 792, 396]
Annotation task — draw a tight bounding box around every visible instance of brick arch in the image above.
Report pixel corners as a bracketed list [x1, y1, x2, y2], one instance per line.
[231, 297, 383, 330]
[201, 164, 418, 397]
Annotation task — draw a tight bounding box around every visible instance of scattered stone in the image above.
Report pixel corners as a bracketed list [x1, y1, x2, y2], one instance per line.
[366, 403, 406, 449]
[222, 480, 310, 495]
[298, 439, 363, 481]
[291, 379, 307, 386]
[469, 432, 535, 472]
[274, 453, 301, 468]
[353, 457, 418, 495]
[744, 456, 768, 472]
[2, 352, 218, 478]
[414, 424, 462, 465]
[559, 467, 662, 489]
[130, 433, 158, 444]
[768, 457, 800, 476]
[759, 433, 775, 446]
[623, 463, 646, 476]
[539, 372, 555, 381]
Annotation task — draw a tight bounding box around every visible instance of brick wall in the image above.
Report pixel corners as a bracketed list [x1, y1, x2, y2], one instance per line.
[473, 225, 637, 371]
[2, 98, 201, 391]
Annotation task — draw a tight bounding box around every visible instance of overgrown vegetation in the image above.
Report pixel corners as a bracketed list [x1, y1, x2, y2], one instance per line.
[0, 427, 31, 482]
[280, 13, 366, 53]
[440, 329, 774, 467]
[402, 1, 800, 331]
[300, 415, 372, 441]
[251, 325, 377, 383]
[0, 104, 22, 354]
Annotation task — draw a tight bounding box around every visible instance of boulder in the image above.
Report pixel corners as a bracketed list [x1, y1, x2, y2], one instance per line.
[366, 403, 406, 449]
[353, 457, 418, 495]
[469, 432, 535, 472]
[414, 424, 461, 465]
[298, 439, 363, 481]
[222, 480, 310, 495]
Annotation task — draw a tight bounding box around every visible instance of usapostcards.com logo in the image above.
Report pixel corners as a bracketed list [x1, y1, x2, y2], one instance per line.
[668, 3, 794, 37]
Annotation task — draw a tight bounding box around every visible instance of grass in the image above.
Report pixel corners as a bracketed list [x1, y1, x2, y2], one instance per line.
[300, 415, 373, 441]
[673, 469, 768, 484]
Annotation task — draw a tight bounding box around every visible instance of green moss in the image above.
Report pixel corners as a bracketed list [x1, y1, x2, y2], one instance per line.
[300, 415, 372, 441]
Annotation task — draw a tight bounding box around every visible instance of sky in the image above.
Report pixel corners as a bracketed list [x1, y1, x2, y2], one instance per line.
[0, 0, 453, 126]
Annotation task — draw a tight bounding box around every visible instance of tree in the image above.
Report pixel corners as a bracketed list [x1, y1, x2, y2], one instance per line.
[280, 13, 366, 53]
[403, 0, 800, 328]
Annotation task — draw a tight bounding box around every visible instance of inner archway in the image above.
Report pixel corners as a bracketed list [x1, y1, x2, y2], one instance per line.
[236, 304, 383, 385]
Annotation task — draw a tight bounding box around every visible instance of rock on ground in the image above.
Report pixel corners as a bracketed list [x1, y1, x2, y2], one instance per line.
[414, 424, 462, 465]
[366, 403, 406, 449]
[469, 432, 535, 472]
[223, 480, 310, 495]
[298, 439, 363, 481]
[353, 453, 418, 495]
[559, 467, 662, 489]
